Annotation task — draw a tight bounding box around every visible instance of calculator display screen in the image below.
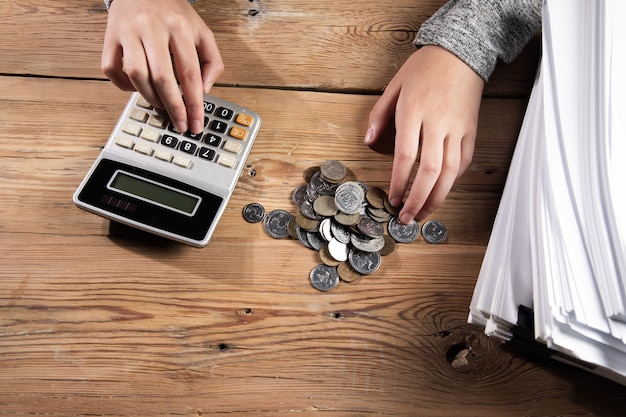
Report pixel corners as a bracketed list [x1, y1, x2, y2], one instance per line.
[109, 171, 200, 215]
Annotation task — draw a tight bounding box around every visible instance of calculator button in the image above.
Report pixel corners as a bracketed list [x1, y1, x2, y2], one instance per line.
[140, 127, 160, 142]
[216, 107, 234, 120]
[148, 114, 167, 129]
[129, 108, 148, 123]
[184, 131, 203, 140]
[229, 126, 248, 140]
[134, 143, 153, 155]
[115, 136, 134, 149]
[180, 141, 198, 155]
[154, 149, 172, 162]
[198, 147, 216, 161]
[224, 140, 243, 154]
[204, 133, 222, 147]
[210, 120, 228, 134]
[217, 153, 237, 168]
[122, 122, 142, 136]
[136, 96, 152, 109]
[173, 155, 192, 168]
[161, 134, 179, 148]
[204, 101, 216, 114]
[236, 113, 254, 127]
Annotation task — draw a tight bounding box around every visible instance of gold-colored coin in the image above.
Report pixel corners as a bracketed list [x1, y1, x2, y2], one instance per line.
[287, 215, 298, 239]
[379, 235, 396, 256]
[295, 212, 320, 231]
[303, 166, 320, 183]
[337, 262, 362, 283]
[320, 160, 346, 184]
[319, 244, 341, 267]
[383, 198, 402, 216]
[313, 195, 338, 217]
[334, 211, 361, 226]
[366, 186, 387, 209]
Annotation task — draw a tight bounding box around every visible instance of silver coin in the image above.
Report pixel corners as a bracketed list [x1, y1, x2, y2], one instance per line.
[310, 171, 339, 196]
[242, 202, 266, 223]
[319, 218, 334, 242]
[348, 248, 381, 275]
[387, 216, 420, 243]
[357, 216, 384, 238]
[291, 185, 308, 207]
[421, 220, 448, 244]
[334, 181, 365, 215]
[330, 221, 352, 244]
[327, 238, 349, 262]
[300, 200, 322, 220]
[309, 264, 339, 292]
[263, 209, 293, 239]
[306, 231, 325, 251]
[351, 234, 385, 253]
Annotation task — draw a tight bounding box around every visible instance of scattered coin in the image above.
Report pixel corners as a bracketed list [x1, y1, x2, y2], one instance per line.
[366, 187, 387, 209]
[263, 209, 293, 239]
[313, 195, 338, 217]
[337, 262, 362, 283]
[388, 216, 420, 243]
[334, 181, 365, 215]
[320, 160, 347, 184]
[310, 264, 340, 292]
[348, 248, 381, 275]
[242, 202, 266, 223]
[421, 220, 448, 244]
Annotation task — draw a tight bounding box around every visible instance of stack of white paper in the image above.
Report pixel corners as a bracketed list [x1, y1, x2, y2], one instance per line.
[468, 0, 626, 385]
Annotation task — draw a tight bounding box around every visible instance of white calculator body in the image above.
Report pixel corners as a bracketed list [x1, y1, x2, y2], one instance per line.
[74, 92, 261, 247]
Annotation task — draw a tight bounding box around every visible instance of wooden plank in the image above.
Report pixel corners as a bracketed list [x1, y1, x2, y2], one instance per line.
[0, 0, 539, 96]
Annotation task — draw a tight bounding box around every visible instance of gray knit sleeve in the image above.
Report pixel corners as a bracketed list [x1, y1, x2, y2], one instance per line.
[415, 0, 542, 82]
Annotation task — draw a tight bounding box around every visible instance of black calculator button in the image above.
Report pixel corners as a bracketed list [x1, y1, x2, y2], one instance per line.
[180, 141, 198, 155]
[204, 101, 216, 114]
[210, 120, 228, 134]
[184, 131, 203, 140]
[198, 147, 216, 161]
[204, 116, 210, 128]
[161, 134, 179, 148]
[215, 107, 234, 120]
[204, 133, 222, 147]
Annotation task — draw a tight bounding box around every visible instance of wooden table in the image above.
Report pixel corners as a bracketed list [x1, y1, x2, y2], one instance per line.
[1, 1, 624, 415]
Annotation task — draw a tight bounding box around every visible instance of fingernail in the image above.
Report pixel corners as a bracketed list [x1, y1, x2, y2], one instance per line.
[400, 212, 414, 225]
[364, 127, 375, 145]
[175, 121, 188, 134]
[389, 197, 402, 208]
[190, 119, 203, 134]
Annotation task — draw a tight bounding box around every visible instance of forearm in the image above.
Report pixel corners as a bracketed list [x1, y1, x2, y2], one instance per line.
[415, 0, 542, 82]
[103, 0, 197, 10]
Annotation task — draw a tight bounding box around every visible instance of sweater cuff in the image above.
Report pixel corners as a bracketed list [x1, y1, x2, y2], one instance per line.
[414, 0, 542, 83]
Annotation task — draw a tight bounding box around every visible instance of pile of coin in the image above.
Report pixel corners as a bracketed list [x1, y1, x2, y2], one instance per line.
[243, 160, 448, 292]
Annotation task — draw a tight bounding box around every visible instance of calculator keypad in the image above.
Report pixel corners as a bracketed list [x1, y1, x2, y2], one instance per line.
[115, 95, 256, 170]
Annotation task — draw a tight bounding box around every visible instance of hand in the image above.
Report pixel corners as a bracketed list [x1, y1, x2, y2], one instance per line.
[101, 0, 224, 134]
[365, 46, 484, 223]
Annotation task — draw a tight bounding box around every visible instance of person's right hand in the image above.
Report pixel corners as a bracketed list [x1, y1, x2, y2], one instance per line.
[101, 0, 224, 134]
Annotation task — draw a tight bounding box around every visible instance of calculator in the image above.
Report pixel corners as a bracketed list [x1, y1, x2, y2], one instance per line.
[74, 92, 261, 247]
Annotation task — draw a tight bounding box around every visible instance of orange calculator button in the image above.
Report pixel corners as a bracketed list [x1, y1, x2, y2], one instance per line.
[229, 126, 248, 140]
[236, 113, 254, 127]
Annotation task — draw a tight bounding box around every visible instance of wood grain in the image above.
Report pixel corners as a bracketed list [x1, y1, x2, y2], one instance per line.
[0, 0, 539, 96]
[1, 0, 625, 415]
